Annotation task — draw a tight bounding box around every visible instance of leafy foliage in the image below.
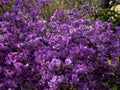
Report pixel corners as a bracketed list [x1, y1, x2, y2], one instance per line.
[93, 8, 120, 26]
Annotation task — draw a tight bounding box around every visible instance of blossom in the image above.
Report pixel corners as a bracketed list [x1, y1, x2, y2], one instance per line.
[0, 1, 119, 90]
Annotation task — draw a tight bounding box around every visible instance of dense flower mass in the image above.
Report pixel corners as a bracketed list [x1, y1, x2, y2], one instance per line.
[0, 0, 120, 90]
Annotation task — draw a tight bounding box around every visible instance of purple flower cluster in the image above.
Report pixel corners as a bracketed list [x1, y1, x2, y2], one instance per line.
[0, 1, 120, 90]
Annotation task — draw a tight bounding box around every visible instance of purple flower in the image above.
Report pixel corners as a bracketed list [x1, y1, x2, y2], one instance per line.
[82, 3, 90, 9]
[65, 58, 72, 66]
[0, 1, 119, 90]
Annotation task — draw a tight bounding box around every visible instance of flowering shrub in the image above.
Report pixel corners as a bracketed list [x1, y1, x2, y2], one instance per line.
[0, 0, 120, 90]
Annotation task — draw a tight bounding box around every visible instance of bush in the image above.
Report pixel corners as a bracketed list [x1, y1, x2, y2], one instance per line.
[93, 8, 120, 26]
[0, 1, 120, 90]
